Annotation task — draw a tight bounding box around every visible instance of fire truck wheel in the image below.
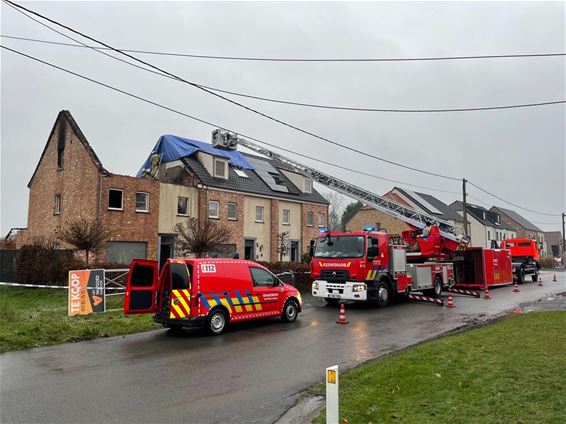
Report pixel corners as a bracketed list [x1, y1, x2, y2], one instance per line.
[282, 300, 299, 322]
[206, 308, 228, 335]
[517, 267, 525, 284]
[531, 272, 539, 282]
[376, 281, 391, 307]
[426, 276, 443, 298]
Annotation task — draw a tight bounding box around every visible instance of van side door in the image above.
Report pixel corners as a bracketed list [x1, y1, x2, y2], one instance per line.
[124, 259, 158, 315]
[249, 266, 283, 315]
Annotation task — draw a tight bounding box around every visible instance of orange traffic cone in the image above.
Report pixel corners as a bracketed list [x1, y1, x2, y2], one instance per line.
[512, 307, 522, 315]
[513, 281, 520, 293]
[553, 274, 557, 282]
[446, 293, 455, 308]
[336, 303, 349, 324]
[537, 276, 543, 287]
[484, 285, 492, 300]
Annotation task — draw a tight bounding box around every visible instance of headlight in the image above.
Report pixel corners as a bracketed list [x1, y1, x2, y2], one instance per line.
[312, 282, 319, 290]
[352, 284, 366, 292]
[296, 292, 303, 305]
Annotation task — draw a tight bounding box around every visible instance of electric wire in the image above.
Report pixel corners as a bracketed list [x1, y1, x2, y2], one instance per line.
[0, 43, 462, 197]
[468, 181, 561, 217]
[2, 34, 565, 62]
[2, 33, 565, 113]
[0, 0, 465, 181]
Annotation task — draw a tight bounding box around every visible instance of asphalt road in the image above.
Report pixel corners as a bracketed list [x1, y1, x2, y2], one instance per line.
[1, 271, 564, 424]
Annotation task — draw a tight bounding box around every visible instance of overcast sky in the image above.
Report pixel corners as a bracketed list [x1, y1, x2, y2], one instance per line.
[1, 1, 565, 236]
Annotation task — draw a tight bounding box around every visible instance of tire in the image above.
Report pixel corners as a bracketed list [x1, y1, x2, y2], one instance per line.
[425, 275, 443, 298]
[531, 272, 539, 283]
[282, 300, 299, 323]
[516, 267, 525, 285]
[206, 308, 228, 335]
[376, 280, 391, 308]
[325, 298, 339, 306]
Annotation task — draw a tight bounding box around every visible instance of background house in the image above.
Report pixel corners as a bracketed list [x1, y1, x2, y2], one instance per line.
[544, 231, 563, 259]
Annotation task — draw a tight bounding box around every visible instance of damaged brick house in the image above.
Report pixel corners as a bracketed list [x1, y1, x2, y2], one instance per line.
[19, 111, 328, 265]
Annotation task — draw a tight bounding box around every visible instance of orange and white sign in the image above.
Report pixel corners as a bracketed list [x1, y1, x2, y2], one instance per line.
[68, 269, 105, 316]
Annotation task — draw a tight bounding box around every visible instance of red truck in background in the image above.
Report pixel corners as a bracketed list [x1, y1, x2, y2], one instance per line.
[311, 225, 513, 305]
[500, 238, 541, 284]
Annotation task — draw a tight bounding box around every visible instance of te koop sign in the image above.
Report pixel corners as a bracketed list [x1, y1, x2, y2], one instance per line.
[68, 269, 106, 316]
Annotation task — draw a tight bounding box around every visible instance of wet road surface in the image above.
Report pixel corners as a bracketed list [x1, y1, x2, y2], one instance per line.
[1, 271, 564, 424]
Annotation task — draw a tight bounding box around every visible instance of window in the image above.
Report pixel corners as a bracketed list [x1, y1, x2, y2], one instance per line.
[177, 196, 189, 216]
[306, 211, 314, 226]
[213, 158, 228, 179]
[304, 178, 313, 193]
[487, 230, 491, 241]
[227, 203, 237, 220]
[135, 192, 149, 212]
[250, 267, 276, 287]
[54, 194, 61, 215]
[318, 213, 325, 227]
[255, 206, 264, 223]
[234, 169, 248, 178]
[209, 200, 219, 218]
[108, 188, 123, 210]
[282, 209, 290, 225]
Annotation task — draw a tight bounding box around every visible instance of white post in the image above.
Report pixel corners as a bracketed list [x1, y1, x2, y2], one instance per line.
[326, 365, 339, 424]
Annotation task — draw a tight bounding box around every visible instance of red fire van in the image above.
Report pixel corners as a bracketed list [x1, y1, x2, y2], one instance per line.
[124, 258, 302, 335]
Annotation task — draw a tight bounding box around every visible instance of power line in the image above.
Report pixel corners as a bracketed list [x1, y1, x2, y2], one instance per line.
[1, 34, 565, 62]
[468, 181, 562, 217]
[0, 43, 461, 197]
[2, 33, 565, 113]
[0, 0, 462, 181]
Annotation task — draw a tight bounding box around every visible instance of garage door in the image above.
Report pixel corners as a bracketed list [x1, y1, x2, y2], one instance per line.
[106, 242, 147, 265]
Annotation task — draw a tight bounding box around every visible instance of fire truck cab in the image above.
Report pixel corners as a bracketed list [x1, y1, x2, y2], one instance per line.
[310, 228, 453, 305]
[500, 238, 541, 283]
[125, 258, 302, 335]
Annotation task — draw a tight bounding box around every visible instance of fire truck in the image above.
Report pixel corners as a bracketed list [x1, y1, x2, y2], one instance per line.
[211, 130, 513, 306]
[500, 238, 541, 284]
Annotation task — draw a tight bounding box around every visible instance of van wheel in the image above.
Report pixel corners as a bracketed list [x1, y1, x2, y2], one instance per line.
[206, 309, 227, 335]
[376, 281, 391, 307]
[282, 300, 299, 322]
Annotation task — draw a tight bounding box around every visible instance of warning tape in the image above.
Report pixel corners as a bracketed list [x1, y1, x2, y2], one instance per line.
[0, 282, 124, 290]
[448, 287, 481, 298]
[408, 293, 445, 306]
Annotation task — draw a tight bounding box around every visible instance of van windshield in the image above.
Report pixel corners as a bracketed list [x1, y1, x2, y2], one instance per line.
[314, 236, 365, 258]
[170, 263, 190, 290]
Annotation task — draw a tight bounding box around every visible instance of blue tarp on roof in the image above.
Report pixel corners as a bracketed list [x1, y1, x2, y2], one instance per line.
[137, 134, 254, 177]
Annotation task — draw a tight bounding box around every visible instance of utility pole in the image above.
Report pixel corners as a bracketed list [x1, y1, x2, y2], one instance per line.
[562, 212, 565, 269]
[462, 178, 469, 239]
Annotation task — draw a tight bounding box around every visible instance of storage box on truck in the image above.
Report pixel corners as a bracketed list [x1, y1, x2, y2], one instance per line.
[125, 258, 302, 335]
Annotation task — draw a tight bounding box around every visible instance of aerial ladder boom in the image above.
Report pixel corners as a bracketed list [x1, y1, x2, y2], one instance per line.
[212, 130, 464, 242]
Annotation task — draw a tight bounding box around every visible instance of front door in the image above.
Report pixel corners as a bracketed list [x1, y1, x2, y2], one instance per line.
[245, 239, 256, 260]
[124, 259, 158, 314]
[290, 241, 300, 262]
[249, 266, 282, 314]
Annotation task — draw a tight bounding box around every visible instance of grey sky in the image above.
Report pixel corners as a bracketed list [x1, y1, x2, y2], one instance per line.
[1, 1, 565, 236]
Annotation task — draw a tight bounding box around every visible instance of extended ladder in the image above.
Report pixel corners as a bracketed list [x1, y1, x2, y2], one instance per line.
[212, 130, 464, 242]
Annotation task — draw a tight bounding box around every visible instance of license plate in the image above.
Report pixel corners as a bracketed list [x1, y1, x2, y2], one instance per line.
[328, 293, 341, 298]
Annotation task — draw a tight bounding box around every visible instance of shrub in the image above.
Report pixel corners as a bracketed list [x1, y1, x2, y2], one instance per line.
[539, 255, 558, 269]
[257, 261, 312, 292]
[15, 244, 83, 285]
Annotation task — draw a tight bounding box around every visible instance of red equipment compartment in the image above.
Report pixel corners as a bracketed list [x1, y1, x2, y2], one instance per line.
[453, 248, 513, 288]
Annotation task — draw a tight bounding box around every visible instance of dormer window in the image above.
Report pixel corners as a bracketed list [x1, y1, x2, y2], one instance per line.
[213, 158, 228, 179]
[304, 178, 313, 194]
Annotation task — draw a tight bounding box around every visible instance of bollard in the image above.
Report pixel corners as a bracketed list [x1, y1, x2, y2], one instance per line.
[326, 365, 339, 424]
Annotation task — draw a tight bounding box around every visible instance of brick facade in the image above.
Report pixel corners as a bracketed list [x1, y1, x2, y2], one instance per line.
[346, 207, 409, 235]
[301, 203, 328, 256]
[270, 199, 280, 262]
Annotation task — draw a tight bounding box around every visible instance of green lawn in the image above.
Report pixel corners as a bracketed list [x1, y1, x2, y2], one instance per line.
[312, 311, 566, 424]
[0, 287, 159, 352]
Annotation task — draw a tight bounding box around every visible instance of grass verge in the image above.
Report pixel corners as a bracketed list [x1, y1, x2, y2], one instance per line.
[0, 287, 159, 352]
[312, 311, 566, 424]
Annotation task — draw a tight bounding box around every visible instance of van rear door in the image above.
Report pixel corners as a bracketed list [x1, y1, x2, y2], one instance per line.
[124, 259, 159, 314]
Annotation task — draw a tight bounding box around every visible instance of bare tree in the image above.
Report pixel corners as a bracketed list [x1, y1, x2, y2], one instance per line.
[325, 191, 346, 231]
[277, 231, 290, 261]
[60, 219, 105, 266]
[175, 217, 232, 258]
